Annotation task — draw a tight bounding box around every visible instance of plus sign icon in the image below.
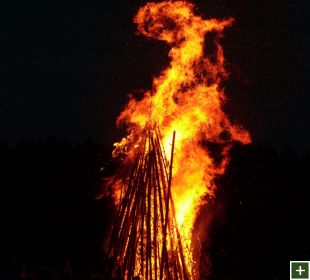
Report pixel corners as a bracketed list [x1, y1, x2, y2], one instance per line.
[291, 261, 310, 279]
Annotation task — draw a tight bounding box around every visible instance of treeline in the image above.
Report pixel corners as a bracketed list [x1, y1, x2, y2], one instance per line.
[0, 138, 309, 279]
[206, 142, 310, 279]
[0, 138, 115, 279]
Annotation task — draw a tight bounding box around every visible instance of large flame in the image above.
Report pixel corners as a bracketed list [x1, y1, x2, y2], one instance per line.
[113, 0, 251, 277]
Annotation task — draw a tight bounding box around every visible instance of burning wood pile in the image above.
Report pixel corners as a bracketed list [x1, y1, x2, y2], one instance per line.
[109, 127, 189, 279]
[107, 1, 251, 279]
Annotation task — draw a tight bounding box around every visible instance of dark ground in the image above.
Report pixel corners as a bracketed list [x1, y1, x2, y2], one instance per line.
[0, 139, 309, 279]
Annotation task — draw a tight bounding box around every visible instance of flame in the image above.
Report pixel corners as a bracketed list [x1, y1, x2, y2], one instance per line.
[113, 0, 251, 277]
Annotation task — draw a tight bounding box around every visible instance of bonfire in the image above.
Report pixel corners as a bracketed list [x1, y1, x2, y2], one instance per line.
[107, 1, 251, 279]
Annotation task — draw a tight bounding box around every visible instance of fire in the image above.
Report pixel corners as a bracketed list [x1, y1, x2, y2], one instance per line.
[113, 0, 251, 278]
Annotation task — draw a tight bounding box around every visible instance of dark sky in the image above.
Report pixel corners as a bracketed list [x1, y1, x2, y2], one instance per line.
[0, 0, 309, 152]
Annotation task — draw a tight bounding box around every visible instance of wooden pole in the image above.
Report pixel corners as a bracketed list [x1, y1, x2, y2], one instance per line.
[109, 128, 190, 280]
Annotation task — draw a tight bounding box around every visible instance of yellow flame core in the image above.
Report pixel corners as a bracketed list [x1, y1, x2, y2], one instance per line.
[114, 0, 251, 276]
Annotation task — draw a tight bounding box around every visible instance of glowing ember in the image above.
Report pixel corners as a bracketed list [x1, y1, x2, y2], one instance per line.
[112, 0, 251, 278]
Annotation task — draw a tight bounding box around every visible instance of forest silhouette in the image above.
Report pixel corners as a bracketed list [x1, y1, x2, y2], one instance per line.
[0, 138, 309, 279]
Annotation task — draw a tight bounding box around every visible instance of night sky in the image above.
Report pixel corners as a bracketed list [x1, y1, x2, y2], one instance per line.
[1, 0, 310, 153]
